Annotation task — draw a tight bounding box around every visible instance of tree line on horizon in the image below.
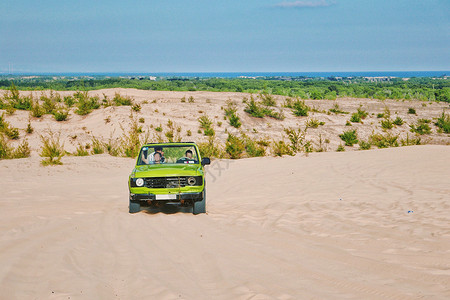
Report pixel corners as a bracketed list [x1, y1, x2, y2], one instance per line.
[0, 77, 449, 102]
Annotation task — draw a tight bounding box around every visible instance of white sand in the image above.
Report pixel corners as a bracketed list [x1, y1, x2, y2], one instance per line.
[0, 145, 449, 299]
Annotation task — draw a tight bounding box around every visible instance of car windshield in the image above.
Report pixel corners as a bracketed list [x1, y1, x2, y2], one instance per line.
[137, 145, 199, 165]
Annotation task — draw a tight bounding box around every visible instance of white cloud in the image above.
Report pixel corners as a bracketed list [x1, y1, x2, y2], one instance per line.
[274, 1, 335, 8]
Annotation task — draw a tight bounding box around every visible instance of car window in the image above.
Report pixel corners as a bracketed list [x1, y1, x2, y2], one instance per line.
[138, 145, 199, 165]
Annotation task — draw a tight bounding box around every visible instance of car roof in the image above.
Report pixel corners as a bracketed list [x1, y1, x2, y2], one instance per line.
[142, 142, 197, 147]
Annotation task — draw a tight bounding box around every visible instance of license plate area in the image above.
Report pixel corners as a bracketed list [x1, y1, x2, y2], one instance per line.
[155, 194, 177, 200]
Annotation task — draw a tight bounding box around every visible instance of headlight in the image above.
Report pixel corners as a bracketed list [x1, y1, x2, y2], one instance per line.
[187, 177, 196, 186]
[136, 178, 144, 187]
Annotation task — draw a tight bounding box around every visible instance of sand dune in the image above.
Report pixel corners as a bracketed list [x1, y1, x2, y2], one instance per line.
[0, 145, 449, 299]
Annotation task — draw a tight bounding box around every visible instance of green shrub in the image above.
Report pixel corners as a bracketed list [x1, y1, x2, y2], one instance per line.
[291, 99, 309, 117]
[139, 117, 145, 123]
[435, 111, 450, 133]
[358, 140, 371, 150]
[53, 109, 69, 121]
[400, 133, 421, 146]
[244, 96, 265, 118]
[197, 136, 223, 158]
[198, 115, 215, 136]
[393, 116, 404, 126]
[5, 127, 19, 140]
[75, 92, 100, 115]
[188, 96, 195, 103]
[410, 119, 431, 135]
[113, 93, 133, 106]
[329, 103, 349, 114]
[12, 140, 31, 158]
[242, 134, 266, 157]
[271, 140, 293, 156]
[259, 93, 276, 106]
[380, 118, 393, 129]
[155, 125, 163, 132]
[408, 107, 416, 114]
[283, 127, 311, 153]
[377, 113, 384, 118]
[305, 118, 325, 128]
[64, 96, 75, 107]
[369, 133, 399, 148]
[0, 134, 11, 159]
[132, 103, 141, 112]
[225, 133, 245, 159]
[91, 137, 105, 154]
[40, 131, 65, 165]
[26, 121, 33, 134]
[339, 130, 358, 146]
[75, 144, 89, 156]
[31, 100, 45, 117]
[336, 144, 345, 152]
[350, 112, 361, 123]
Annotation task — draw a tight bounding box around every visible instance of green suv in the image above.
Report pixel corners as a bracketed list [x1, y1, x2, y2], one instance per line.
[128, 142, 210, 214]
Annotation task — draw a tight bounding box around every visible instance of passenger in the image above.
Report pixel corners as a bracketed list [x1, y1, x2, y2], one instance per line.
[147, 146, 165, 163]
[153, 152, 162, 164]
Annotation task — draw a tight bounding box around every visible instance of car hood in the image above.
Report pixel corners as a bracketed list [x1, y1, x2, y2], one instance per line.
[132, 164, 203, 178]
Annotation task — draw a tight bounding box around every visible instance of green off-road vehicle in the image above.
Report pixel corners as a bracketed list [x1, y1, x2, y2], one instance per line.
[128, 142, 210, 214]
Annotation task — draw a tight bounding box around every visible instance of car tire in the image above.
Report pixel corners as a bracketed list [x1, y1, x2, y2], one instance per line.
[193, 189, 206, 215]
[129, 201, 141, 213]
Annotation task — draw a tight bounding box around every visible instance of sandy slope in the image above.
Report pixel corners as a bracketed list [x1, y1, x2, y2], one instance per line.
[0, 145, 449, 299]
[1, 89, 449, 156]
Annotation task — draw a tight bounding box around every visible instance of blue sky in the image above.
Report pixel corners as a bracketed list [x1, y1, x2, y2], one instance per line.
[1, 0, 449, 73]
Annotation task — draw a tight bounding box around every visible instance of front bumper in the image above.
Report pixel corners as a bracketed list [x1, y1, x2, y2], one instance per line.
[130, 192, 203, 202]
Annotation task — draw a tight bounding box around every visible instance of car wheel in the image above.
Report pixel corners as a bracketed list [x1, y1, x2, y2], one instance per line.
[129, 200, 141, 213]
[193, 189, 206, 215]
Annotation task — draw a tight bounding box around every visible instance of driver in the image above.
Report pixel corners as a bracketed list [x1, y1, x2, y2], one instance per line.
[185, 150, 193, 159]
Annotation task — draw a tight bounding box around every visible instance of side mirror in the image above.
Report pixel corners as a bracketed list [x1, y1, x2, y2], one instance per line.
[201, 157, 211, 166]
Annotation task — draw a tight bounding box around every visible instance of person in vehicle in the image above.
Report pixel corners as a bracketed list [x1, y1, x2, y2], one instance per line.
[152, 152, 162, 164]
[142, 146, 165, 164]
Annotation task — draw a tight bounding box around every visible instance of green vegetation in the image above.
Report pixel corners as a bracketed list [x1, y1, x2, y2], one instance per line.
[350, 106, 368, 123]
[2, 76, 449, 103]
[336, 144, 345, 152]
[329, 103, 349, 114]
[369, 133, 399, 148]
[408, 107, 416, 114]
[305, 118, 325, 128]
[435, 111, 450, 133]
[380, 118, 394, 130]
[0, 113, 20, 140]
[288, 99, 310, 117]
[225, 133, 245, 159]
[224, 100, 241, 128]
[393, 116, 404, 126]
[339, 130, 358, 146]
[410, 119, 432, 135]
[243, 96, 285, 120]
[198, 115, 215, 136]
[358, 140, 371, 150]
[40, 131, 65, 165]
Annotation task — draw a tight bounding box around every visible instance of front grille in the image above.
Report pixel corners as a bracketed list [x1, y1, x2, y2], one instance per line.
[144, 177, 188, 188]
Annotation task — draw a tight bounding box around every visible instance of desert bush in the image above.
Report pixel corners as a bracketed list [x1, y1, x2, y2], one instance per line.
[12, 139, 31, 158]
[0, 114, 19, 140]
[284, 127, 311, 153]
[244, 96, 265, 118]
[377, 113, 384, 118]
[242, 134, 266, 157]
[336, 144, 345, 152]
[31, 100, 45, 117]
[131, 103, 141, 112]
[225, 133, 245, 159]
[291, 99, 309, 117]
[408, 107, 416, 114]
[75, 91, 100, 115]
[400, 133, 421, 146]
[138, 117, 145, 123]
[155, 125, 162, 132]
[259, 93, 276, 106]
[91, 136, 105, 154]
[0, 134, 11, 159]
[380, 118, 393, 129]
[271, 140, 293, 156]
[393, 116, 404, 126]
[26, 120, 33, 134]
[113, 93, 133, 106]
[198, 115, 215, 136]
[339, 130, 358, 146]
[105, 134, 120, 156]
[350, 113, 361, 123]
[435, 111, 450, 133]
[53, 109, 69, 121]
[119, 118, 147, 158]
[369, 133, 399, 148]
[165, 119, 182, 142]
[64, 96, 75, 107]
[40, 131, 65, 165]
[329, 103, 349, 114]
[75, 144, 89, 156]
[197, 136, 223, 158]
[188, 96, 195, 103]
[358, 140, 371, 150]
[410, 119, 431, 135]
[224, 101, 242, 128]
[180, 96, 186, 103]
[186, 129, 192, 136]
[305, 118, 325, 128]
